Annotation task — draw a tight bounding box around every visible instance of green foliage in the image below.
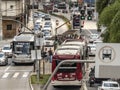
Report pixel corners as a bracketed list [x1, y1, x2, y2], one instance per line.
[98, 0, 120, 42]
[30, 74, 51, 85]
[96, 0, 110, 14]
[109, 10, 120, 42]
[99, 1, 120, 27]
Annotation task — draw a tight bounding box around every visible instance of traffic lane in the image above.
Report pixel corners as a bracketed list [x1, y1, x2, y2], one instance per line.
[47, 83, 81, 90]
[0, 62, 32, 90]
[0, 77, 30, 90]
[51, 15, 68, 35]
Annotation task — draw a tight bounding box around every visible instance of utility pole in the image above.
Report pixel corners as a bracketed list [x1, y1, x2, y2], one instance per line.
[0, 0, 2, 40]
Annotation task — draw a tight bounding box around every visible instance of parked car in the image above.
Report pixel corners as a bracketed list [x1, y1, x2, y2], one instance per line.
[98, 81, 120, 90]
[2, 45, 12, 58]
[0, 52, 8, 65]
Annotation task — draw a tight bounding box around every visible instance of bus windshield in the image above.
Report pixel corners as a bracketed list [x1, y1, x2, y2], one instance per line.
[14, 42, 30, 54]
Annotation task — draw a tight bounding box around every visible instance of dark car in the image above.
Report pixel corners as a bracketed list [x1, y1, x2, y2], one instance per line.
[62, 9, 68, 13]
[53, 8, 59, 12]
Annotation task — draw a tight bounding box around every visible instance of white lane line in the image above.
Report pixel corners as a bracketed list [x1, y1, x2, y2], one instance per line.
[2, 73, 10, 79]
[4, 66, 11, 72]
[12, 72, 19, 78]
[22, 72, 29, 78]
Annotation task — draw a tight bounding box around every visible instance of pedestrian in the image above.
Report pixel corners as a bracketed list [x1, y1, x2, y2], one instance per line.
[48, 48, 53, 63]
[42, 48, 48, 62]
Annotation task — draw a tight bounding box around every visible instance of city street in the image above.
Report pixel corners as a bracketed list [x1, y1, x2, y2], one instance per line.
[0, 1, 102, 90]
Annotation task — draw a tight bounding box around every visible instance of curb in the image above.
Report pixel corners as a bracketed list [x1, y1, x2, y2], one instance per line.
[29, 72, 37, 90]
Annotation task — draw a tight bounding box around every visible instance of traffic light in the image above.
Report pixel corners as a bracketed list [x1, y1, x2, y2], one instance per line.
[87, 15, 92, 20]
[87, 10, 93, 20]
[81, 15, 85, 20]
[80, 10, 85, 20]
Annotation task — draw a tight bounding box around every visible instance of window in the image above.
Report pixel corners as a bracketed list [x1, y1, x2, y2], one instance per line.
[7, 24, 12, 30]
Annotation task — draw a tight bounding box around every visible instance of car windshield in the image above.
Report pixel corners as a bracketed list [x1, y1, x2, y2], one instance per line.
[3, 46, 10, 50]
[91, 34, 98, 39]
[104, 83, 119, 87]
[44, 26, 50, 28]
[0, 54, 4, 57]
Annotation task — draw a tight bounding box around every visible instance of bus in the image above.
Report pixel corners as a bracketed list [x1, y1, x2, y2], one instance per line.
[11, 32, 35, 64]
[51, 39, 86, 86]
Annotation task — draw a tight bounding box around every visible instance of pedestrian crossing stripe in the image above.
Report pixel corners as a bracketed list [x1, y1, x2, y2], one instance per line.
[22, 72, 29, 78]
[13, 72, 19, 78]
[2, 73, 9, 78]
[1, 72, 30, 79]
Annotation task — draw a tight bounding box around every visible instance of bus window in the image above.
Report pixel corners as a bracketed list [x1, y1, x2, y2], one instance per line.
[56, 60, 77, 72]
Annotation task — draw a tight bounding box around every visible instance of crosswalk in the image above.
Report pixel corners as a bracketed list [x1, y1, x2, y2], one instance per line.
[0, 71, 30, 79]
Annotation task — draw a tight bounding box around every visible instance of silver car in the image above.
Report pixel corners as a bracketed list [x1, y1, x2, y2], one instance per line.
[2, 45, 13, 58]
[0, 52, 8, 65]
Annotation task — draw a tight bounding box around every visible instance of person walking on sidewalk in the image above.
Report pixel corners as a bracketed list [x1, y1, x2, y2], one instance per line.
[48, 48, 53, 63]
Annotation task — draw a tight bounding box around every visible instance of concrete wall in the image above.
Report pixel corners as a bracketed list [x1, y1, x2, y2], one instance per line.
[2, 0, 23, 16]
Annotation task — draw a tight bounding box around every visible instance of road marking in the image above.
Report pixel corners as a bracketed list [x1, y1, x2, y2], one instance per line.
[4, 66, 11, 72]
[12, 72, 19, 78]
[22, 72, 29, 78]
[0, 70, 32, 72]
[2, 73, 10, 78]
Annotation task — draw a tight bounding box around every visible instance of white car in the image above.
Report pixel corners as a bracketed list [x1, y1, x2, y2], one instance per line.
[2, 45, 12, 58]
[98, 81, 120, 90]
[42, 25, 52, 32]
[87, 43, 96, 56]
[89, 34, 99, 42]
[0, 52, 8, 65]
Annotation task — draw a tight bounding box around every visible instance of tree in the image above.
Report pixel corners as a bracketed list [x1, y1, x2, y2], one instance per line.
[109, 10, 120, 42]
[96, 0, 115, 15]
[99, 0, 120, 27]
[98, 0, 120, 42]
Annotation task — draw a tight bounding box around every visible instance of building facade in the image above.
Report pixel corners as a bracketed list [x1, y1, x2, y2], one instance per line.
[2, 0, 30, 39]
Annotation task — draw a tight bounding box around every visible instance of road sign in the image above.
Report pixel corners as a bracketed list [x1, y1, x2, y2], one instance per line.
[95, 43, 120, 79]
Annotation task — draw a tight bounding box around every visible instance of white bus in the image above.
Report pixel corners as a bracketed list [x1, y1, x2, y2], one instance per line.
[11, 32, 35, 64]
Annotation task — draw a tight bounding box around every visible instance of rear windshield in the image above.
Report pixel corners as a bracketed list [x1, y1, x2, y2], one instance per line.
[104, 83, 119, 87]
[56, 48, 78, 55]
[56, 60, 77, 72]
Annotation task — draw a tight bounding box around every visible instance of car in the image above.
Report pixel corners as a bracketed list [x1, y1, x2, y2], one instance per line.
[98, 81, 120, 90]
[44, 21, 52, 27]
[42, 25, 52, 32]
[43, 30, 52, 39]
[89, 34, 99, 42]
[53, 8, 59, 12]
[2, 45, 12, 58]
[0, 52, 8, 65]
[87, 43, 96, 56]
[62, 9, 68, 13]
[44, 14, 51, 21]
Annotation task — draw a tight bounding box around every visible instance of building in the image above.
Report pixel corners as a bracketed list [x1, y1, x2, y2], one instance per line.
[1, 0, 30, 39]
